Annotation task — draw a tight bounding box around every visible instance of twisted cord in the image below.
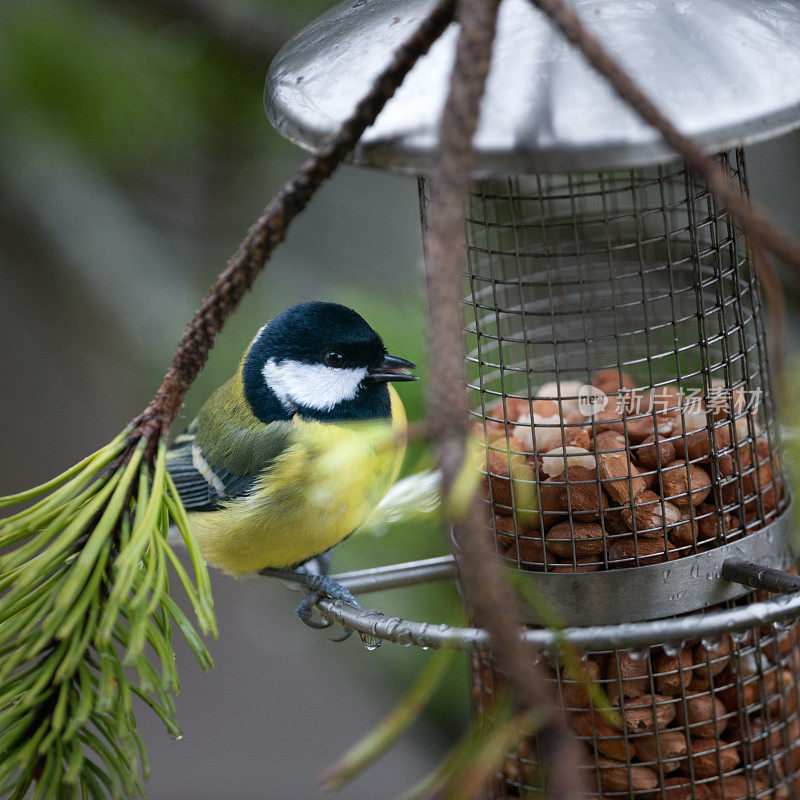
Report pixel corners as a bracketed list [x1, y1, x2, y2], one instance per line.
[425, 1, 588, 797]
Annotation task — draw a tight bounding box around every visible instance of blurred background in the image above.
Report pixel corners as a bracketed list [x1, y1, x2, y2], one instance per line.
[1, 0, 800, 797]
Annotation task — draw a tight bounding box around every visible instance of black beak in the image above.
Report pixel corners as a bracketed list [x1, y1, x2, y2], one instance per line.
[367, 354, 418, 382]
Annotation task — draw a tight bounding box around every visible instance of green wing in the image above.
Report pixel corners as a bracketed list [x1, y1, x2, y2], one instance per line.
[167, 377, 292, 511]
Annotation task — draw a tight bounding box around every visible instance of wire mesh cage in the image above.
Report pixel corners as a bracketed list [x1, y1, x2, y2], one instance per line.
[473, 611, 800, 800]
[420, 153, 796, 799]
[419, 151, 788, 578]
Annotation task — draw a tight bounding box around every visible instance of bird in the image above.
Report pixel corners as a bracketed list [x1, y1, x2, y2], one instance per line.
[166, 301, 417, 628]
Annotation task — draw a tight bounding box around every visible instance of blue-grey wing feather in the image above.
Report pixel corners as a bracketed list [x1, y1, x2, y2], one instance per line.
[166, 418, 290, 512]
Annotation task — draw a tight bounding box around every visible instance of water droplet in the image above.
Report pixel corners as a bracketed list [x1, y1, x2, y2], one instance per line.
[662, 641, 683, 657]
[170, 734, 184, 741]
[531, 650, 542, 666]
[627, 647, 649, 661]
[544, 647, 561, 668]
[701, 636, 722, 651]
[421, 645, 430, 651]
[773, 618, 795, 633]
[360, 633, 382, 650]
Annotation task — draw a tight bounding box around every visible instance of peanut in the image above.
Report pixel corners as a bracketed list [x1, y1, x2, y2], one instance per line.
[563, 426, 591, 449]
[607, 537, 677, 568]
[762, 621, 799, 660]
[554, 465, 607, 520]
[637, 432, 677, 468]
[668, 512, 697, 549]
[597, 451, 646, 504]
[560, 658, 601, 711]
[690, 639, 731, 688]
[540, 446, 596, 478]
[487, 397, 532, 423]
[690, 503, 731, 542]
[660, 460, 712, 507]
[472, 418, 507, 442]
[593, 430, 627, 454]
[705, 776, 750, 800]
[538, 479, 565, 531]
[499, 522, 546, 570]
[747, 716, 800, 761]
[512, 412, 564, 453]
[675, 691, 729, 738]
[597, 757, 658, 793]
[662, 776, 710, 800]
[535, 380, 585, 423]
[634, 729, 688, 772]
[650, 385, 684, 417]
[493, 513, 518, 549]
[592, 369, 636, 395]
[683, 738, 740, 778]
[546, 521, 605, 558]
[717, 674, 758, 712]
[605, 651, 649, 704]
[571, 712, 631, 761]
[653, 649, 694, 695]
[620, 490, 681, 537]
[486, 445, 535, 510]
[621, 693, 676, 732]
[763, 669, 797, 716]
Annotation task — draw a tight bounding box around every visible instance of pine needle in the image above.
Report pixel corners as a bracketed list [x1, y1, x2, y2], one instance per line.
[393, 697, 541, 800]
[0, 431, 215, 797]
[321, 647, 457, 792]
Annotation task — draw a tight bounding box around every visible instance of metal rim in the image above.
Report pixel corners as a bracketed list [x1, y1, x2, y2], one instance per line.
[264, 0, 800, 174]
[497, 507, 797, 626]
[317, 584, 800, 652]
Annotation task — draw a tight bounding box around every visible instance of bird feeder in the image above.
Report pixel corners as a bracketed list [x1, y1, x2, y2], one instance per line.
[264, 1, 800, 797]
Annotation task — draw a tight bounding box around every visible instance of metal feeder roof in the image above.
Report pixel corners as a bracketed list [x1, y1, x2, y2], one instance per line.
[264, 0, 800, 174]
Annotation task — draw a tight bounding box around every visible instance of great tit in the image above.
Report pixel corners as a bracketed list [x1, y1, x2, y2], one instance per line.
[166, 301, 416, 623]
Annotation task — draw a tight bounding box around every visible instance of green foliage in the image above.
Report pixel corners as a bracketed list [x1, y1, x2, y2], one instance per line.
[0, 431, 215, 798]
[321, 644, 542, 800]
[322, 646, 457, 792]
[0, 0, 261, 170]
[395, 698, 541, 800]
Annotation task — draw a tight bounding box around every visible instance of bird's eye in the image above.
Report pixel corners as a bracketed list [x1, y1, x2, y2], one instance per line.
[324, 351, 345, 368]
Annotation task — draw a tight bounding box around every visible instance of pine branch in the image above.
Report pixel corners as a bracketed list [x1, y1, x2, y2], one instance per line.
[0, 3, 455, 796]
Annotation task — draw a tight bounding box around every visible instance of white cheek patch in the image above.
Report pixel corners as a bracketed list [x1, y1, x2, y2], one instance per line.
[262, 358, 368, 412]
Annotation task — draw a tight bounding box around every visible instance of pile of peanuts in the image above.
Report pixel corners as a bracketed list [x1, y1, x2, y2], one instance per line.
[477, 370, 783, 571]
[474, 617, 800, 798]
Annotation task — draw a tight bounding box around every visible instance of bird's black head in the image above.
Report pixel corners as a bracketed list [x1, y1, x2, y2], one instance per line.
[242, 301, 416, 423]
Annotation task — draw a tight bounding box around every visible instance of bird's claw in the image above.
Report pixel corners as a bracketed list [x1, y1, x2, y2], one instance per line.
[328, 627, 353, 643]
[294, 575, 361, 641]
[295, 593, 334, 629]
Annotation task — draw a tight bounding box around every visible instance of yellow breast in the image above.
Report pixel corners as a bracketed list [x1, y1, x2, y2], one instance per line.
[188, 386, 407, 574]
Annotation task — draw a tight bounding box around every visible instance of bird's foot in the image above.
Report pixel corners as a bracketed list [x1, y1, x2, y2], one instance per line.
[295, 549, 333, 579]
[294, 575, 361, 642]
